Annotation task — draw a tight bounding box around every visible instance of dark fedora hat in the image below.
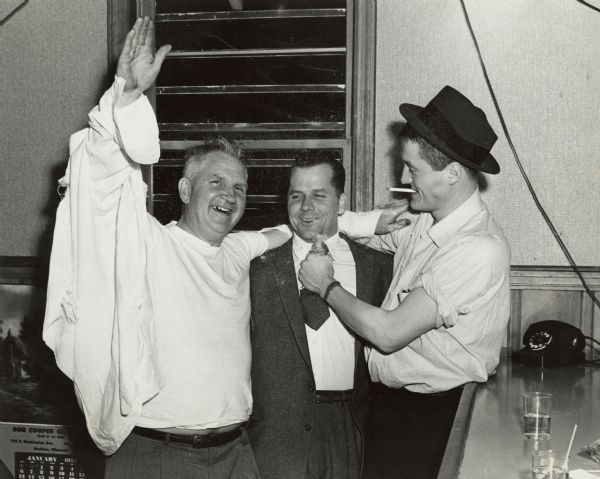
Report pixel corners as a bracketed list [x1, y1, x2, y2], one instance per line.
[399, 86, 500, 174]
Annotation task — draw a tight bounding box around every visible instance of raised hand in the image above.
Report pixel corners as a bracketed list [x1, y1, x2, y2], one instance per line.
[375, 199, 411, 234]
[116, 17, 172, 95]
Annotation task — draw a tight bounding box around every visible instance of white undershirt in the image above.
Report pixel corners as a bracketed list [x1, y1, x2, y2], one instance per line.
[138, 223, 268, 429]
[292, 233, 357, 390]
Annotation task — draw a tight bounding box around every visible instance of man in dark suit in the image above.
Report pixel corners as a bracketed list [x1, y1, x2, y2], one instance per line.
[248, 157, 394, 479]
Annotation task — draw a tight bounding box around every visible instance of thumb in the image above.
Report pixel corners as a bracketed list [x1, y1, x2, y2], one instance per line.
[153, 44, 172, 70]
[310, 234, 328, 255]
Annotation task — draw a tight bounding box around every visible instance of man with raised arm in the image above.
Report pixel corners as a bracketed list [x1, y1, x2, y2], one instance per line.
[43, 17, 288, 479]
[299, 86, 511, 479]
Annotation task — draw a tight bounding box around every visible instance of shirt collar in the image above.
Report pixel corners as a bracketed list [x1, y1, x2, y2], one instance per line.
[292, 232, 341, 262]
[172, 222, 221, 253]
[427, 189, 485, 248]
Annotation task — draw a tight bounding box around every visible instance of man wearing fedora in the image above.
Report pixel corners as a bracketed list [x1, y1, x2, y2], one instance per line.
[298, 85, 511, 478]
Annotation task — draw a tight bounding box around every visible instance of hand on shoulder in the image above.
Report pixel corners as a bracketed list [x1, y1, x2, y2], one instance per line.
[375, 199, 412, 234]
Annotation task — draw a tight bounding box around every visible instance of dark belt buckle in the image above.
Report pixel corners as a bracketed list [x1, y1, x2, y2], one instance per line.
[315, 389, 353, 404]
[191, 435, 205, 449]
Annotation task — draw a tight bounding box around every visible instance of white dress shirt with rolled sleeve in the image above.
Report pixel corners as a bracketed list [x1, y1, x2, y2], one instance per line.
[342, 191, 511, 393]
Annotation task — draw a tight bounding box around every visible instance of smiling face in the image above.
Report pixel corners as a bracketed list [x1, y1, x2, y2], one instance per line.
[178, 151, 247, 246]
[399, 139, 449, 218]
[287, 163, 346, 242]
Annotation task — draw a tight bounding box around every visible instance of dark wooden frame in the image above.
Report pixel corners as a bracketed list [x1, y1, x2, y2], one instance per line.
[107, 0, 137, 73]
[0, 256, 47, 286]
[351, 0, 377, 211]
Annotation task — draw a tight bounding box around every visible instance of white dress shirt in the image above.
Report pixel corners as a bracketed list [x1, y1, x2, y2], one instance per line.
[352, 191, 511, 393]
[292, 233, 357, 390]
[43, 78, 161, 454]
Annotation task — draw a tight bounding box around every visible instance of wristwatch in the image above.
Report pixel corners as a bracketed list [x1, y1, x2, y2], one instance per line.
[323, 280, 341, 303]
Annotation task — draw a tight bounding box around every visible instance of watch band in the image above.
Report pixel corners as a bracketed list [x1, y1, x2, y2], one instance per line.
[323, 280, 341, 303]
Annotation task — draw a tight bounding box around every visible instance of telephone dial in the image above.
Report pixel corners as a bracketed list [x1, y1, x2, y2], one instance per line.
[512, 320, 586, 367]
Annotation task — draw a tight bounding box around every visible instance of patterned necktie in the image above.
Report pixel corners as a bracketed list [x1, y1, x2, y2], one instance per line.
[299, 240, 331, 330]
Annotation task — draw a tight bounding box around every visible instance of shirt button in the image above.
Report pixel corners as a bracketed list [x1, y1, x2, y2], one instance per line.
[305, 424, 312, 431]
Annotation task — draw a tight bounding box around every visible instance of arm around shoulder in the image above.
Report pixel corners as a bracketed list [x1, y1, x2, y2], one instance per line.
[258, 224, 292, 251]
[338, 203, 413, 253]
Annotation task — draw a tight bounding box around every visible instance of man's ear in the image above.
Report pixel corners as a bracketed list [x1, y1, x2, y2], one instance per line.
[178, 177, 191, 204]
[446, 162, 462, 185]
[338, 192, 347, 215]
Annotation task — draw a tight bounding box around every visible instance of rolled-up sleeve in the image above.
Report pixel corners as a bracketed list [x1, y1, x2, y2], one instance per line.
[418, 234, 508, 328]
[113, 84, 160, 166]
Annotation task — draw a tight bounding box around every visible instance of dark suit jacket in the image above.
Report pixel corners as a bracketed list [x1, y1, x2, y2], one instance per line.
[248, 235, 393, 479]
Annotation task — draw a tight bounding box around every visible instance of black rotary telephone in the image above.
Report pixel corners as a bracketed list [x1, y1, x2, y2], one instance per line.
[512, 320, 586, 367]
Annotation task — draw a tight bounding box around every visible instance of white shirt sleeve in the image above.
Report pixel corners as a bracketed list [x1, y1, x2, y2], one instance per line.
[112, 78, 160, 166]
[338, 210, 381, 238]
[258, 223, 293, 238]
[227, 231, 270, 264]
[43, 77, 162, 454]
[338, 209, 414, 254]
[419, 234, 509, 328]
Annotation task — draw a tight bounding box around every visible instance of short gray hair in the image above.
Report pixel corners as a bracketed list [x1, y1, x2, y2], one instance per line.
[182, 137, 244, 180]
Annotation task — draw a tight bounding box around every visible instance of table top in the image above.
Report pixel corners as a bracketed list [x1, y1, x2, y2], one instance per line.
[457, 359, 600, 478]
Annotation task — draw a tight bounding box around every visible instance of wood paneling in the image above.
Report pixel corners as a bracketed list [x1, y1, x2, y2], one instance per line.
[507, 266, 600, 359]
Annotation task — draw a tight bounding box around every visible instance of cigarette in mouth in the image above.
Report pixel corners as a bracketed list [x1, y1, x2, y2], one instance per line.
[388, 187, 416, 193]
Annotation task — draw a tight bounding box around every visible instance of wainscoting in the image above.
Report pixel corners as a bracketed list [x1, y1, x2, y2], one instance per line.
[507, 266, 600, 359]
[1, 258, 598, 359]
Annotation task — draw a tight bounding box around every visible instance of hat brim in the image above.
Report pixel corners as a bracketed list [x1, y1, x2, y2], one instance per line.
[399, 103, 500, 174]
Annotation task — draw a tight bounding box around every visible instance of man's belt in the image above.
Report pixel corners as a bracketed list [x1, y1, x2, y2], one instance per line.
[132, 424, 244, 449]
[371, 382, 464, 398]
[315, 389, 353, 403]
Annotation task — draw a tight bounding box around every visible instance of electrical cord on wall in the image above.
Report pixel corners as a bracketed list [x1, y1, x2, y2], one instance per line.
[576, 0, 600, 14]
[458, 0, 600, 310]
[585, 336, 600, 348]
[0, 0, 28, 25]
